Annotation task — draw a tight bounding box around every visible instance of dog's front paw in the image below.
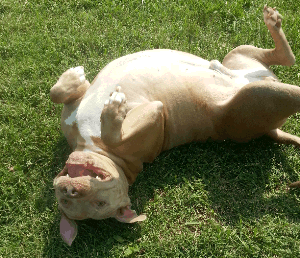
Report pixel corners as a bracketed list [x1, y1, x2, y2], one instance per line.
[101, 86, 127, 145]
[69, 66, 86, 83]
[102, 86, 127, 123]
[263, 5, 283, 29]
[58, 66, 87, 87]
[105, 86, 126, 107]
[50, 66, 90, 104]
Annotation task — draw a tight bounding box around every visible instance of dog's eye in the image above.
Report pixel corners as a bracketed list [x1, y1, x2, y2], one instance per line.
[96, 201, 106, 207]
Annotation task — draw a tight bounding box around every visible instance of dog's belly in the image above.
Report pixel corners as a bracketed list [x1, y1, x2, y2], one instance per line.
[74, 49, 275, 150]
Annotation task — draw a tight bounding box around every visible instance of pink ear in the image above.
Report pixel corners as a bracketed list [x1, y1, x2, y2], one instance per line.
[60, 213, 78, 246]
[115, 206, 147, 223]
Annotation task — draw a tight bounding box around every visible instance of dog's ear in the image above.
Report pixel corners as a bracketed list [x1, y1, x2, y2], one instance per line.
[115, 206, 147, 223]
[290, 181, 300, 188]
[60, 211, 78, 246]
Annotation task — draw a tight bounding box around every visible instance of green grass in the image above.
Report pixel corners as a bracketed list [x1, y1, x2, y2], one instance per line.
[1, 0, 300, 257]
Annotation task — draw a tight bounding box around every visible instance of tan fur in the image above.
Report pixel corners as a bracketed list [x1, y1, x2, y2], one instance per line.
[50, 67, 90, 104]
[50, 7, 300, 245]
[54, 152, 131, 220]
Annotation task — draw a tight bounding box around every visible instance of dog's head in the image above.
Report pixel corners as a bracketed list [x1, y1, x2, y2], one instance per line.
[53, 151, 146, 245]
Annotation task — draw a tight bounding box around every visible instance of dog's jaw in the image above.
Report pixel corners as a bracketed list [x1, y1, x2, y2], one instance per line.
[53, 150, 132, 221]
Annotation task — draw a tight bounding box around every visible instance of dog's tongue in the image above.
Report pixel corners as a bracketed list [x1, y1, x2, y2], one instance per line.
[67, 165, 93, 178]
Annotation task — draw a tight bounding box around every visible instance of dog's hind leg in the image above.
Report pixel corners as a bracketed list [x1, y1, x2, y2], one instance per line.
[215, 81, 300, 146]
[268, 129, 300, 188]
[266, 129, 300, 148]
[262, 5, 296, 66]
[222, 6, 295, 69]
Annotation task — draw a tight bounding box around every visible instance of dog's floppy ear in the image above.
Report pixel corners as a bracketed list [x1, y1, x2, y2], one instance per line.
[290, 181, 300, 188]
[60, 211, 78, 246]
[115, 206, 147, 223]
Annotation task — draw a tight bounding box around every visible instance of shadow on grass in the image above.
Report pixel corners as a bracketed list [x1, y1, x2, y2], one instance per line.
[132, 137, 300, 224]
[34, 134, 70, 215]
[41, 135, 300, 256]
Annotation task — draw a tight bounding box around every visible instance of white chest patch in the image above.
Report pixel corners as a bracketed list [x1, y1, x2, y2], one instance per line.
[76, 94, 102, 146]
[65, 107, 78, 126]
[74, 79, 115, 148]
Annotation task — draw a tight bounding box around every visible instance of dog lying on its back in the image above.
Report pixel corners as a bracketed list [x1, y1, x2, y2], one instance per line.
[50, 6, 300, 245]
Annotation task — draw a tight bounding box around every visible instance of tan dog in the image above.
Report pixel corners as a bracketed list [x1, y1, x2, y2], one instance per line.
[50, 6, 300, 245]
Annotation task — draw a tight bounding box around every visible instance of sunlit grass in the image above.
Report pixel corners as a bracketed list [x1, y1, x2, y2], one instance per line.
[0, 0, 300, 257]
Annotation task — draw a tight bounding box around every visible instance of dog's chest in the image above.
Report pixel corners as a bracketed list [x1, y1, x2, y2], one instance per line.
[69, 84, 115, 148]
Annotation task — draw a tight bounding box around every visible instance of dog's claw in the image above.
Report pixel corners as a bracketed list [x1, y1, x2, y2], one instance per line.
[102, 86, 127, 120]
[106, 86, 126, 105]
[116, 86, 121, 92]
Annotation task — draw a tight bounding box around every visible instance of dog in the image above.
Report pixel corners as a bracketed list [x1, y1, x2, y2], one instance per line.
[50, 6, 300, 245]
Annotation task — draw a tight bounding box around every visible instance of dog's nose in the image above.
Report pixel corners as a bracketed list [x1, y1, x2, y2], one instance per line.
[62, 185, 80, 198]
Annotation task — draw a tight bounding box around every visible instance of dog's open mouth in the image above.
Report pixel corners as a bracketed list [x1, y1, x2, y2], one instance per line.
[58, 164, 110, 181]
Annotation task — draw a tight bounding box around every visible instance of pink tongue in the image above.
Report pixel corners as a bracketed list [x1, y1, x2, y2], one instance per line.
[67, 166, 93, 178]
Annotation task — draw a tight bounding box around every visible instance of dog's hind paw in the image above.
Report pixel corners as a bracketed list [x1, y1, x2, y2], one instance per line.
[263, 5, 283, 29]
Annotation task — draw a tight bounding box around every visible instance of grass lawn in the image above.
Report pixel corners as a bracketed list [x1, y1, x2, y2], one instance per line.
[1, 0, 300, 257]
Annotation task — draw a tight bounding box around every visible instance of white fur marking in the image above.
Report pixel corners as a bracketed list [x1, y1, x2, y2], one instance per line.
[109, 91, 125, 104]
[115, 92, 125, 103]
[76, 91, 103, 146]
[65, 107, 78, 126]
[70, 66, 85, 82]
[209, 60, 275, 85]
[232, 68, 274, 84]
[79, 75, 85, 83]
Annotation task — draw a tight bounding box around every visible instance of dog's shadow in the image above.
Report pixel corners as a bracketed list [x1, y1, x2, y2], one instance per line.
[42, 135, 300, 256]
[133, 138, 300, 225]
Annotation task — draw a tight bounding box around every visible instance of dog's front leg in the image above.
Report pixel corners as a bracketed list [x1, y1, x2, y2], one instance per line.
[50, 66, 90, 104]
[101, 86, 164, 150]
[100, 86, 127, 147]
[100, 87, 164, 168]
